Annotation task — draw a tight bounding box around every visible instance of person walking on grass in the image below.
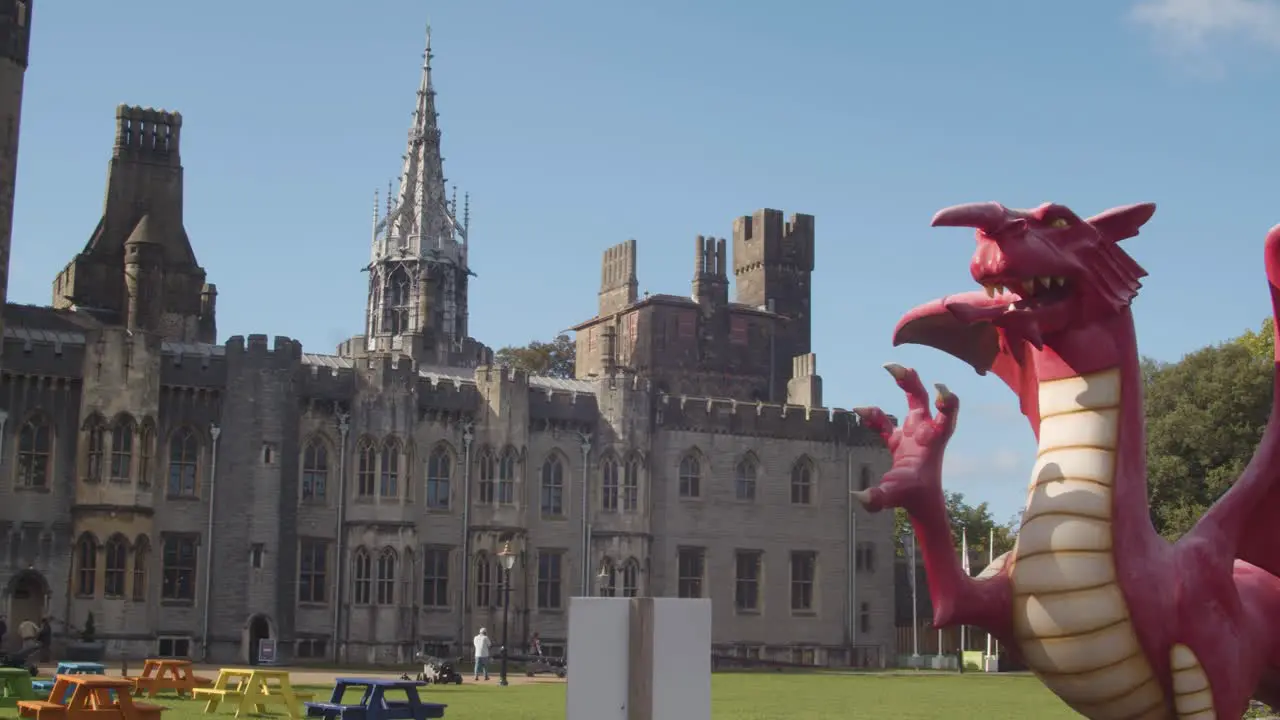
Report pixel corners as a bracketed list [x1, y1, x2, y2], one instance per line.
[473, 628, 492, 682]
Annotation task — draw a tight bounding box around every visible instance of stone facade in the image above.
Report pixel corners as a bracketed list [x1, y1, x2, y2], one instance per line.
[0, 18, 895, 667]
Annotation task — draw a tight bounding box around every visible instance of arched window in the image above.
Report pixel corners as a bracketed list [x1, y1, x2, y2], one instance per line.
[600, 455, 619, 512]
[85, 416, 105, 482]
[859, 465, 873, 491]
[376, 547, 398, 605]
[109, 416, 134, 483]
[380, 439, 401, 499]
[426, 446, 452, 510]
[477, 449, 496, 505]
[623, 454, 640, 513]
[352, 548, 372, 604]
[138, 421, 155, 488]
[401, 548, 416, 606]
[474, 551, 494, 608]
[791, 458, 815, 505]
[301, 437, 329, 503]
[498, 447, 518, 505]
[735, 456, 758, 501]
[622, 558, 640, 598]
[104, 535, 129, 597]
[540, 454, 564, 517]
[167, 428, 199, 498]
[75, 533, 97, 597]
[598, 557, 616, 597]
[132, 535, 150, 601]
[678, 453, 701, 498]
[16, 415, 52, 488]
[356, 438, 377, 498]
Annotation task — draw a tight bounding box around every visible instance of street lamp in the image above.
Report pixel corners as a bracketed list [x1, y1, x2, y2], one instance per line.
[497, 541, 517, 687]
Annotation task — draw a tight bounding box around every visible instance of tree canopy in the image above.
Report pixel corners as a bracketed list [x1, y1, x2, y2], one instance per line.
[1144, 318, 1274, 539]
[493, 334, 577, 379]
[893, 493, 1018, 563]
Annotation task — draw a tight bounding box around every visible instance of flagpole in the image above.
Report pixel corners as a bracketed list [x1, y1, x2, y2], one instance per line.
[986, 528, 995, 660]
[909, 530, 919, 660]
[960, 527, 969, 658]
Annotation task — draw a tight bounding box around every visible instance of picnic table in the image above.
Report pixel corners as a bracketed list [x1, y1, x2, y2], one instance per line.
[0, 666, 37, 707]
[33, 663, 105, 702]
[17, 675, 163, 720]
[191, 668, 313, 719]
[304, 678, 445, 720]
[129, 659, 199, 698]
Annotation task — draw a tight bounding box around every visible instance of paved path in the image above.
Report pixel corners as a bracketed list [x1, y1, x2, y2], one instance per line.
[37, 663, 564, 688]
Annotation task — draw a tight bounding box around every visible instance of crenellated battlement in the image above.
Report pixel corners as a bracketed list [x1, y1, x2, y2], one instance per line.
[474, 364, 530, 388]
[113, 105, 181, 163]
[656, 391, 883, 445]
[732, 208, 814, 274]
[224, 334, 303, 369]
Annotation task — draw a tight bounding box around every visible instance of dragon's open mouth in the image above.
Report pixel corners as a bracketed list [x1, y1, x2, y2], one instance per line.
[979, 275, 1072, 310]
[945, 275, 1074, 324]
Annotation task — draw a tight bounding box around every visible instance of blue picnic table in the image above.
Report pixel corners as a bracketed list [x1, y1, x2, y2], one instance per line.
[33, 662, 110, 702]
[304, 678, 446, 720]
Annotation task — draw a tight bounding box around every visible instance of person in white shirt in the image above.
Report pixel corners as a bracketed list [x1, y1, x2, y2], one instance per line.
[17, 619, 38, 651]
[472, 628, 492, 681]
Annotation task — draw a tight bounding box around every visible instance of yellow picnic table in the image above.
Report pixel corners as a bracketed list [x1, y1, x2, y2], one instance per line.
[190, 668, 312, 719]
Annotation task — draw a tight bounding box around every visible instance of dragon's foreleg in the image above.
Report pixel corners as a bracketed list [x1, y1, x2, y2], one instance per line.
[855, 365, 1015, 641]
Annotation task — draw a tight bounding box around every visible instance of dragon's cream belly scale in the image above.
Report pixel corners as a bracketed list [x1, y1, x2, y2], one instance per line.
[1009, 368, 1196, 720]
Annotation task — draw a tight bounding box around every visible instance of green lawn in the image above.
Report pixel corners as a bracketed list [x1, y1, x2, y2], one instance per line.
[136, 672, 1079, 720]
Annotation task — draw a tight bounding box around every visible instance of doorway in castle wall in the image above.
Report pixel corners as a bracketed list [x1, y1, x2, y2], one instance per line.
[7, 570, 47, 651]
[245, 615, 273, 665]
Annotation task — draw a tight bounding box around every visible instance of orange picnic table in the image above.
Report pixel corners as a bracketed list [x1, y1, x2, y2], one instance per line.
[17, 675, 163, 720]
[129, 659, 204, 698]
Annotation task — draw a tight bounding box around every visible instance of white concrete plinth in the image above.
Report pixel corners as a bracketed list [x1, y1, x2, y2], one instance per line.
[567, 596, 711, 720]
[983, 655, 1000, 673]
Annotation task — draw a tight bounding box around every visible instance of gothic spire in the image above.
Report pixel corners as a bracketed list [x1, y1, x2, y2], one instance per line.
[365, 24, 472, 362]
[372, 24, 467, 266]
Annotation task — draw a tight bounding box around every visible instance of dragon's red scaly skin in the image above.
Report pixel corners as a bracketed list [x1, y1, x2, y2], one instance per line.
[855, 202, 1280, 719]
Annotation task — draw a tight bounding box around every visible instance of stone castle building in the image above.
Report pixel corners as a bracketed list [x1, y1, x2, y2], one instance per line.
[0, 6, 896, 666]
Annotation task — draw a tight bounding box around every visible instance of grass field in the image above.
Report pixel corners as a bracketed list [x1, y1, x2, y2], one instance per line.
[136, 672, 1080, 720]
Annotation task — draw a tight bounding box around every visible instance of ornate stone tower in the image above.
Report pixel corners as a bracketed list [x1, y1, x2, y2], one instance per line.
[366, 27, 472, 366]
[0, 0, 31, 365]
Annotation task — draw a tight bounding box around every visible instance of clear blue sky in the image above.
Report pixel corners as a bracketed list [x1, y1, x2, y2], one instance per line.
[13, 0, 1280, 523]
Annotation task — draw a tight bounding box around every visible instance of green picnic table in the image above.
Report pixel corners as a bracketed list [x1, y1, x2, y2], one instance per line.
[0, 666, 36, 707]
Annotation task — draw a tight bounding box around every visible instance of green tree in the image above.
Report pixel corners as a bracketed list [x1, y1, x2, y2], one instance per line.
[1144, 325, 1274, 539]
[893, 492, 1017, 566]
[1236, 316, 1275, 361]
[493, 334, 576, 379]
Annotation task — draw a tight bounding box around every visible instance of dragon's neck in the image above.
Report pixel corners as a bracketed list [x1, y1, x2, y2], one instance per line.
[1028, 307, 1156, 543]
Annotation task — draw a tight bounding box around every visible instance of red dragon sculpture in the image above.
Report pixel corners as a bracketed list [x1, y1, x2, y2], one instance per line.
[852, 200, 1280, 719]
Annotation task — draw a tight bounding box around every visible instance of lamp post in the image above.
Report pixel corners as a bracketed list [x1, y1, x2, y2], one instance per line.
[497, 541, 516, 687]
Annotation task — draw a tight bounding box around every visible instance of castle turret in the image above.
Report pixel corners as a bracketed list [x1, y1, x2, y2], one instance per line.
[733, 209, 814, 397]
[123, 215, 163, 332]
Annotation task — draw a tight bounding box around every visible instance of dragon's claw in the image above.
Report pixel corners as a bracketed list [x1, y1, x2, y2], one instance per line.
[882, 362, 907, 380]
[850, 488, 880, 511]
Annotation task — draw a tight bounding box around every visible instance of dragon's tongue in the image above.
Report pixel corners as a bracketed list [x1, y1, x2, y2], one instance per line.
[944, 295, 1012, 324]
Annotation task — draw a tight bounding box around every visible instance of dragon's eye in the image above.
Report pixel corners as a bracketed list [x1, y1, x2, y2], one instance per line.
[1048, 217, 1070, 229]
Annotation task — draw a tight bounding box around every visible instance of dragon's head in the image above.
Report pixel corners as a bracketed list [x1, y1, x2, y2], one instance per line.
[894, 201, 1156, 373]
